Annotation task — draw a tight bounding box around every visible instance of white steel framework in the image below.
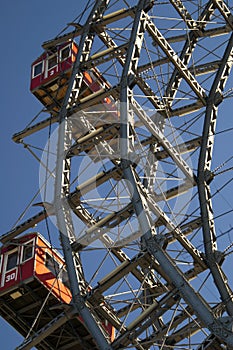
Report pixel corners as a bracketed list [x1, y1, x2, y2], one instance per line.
[2, 0, 233, 349]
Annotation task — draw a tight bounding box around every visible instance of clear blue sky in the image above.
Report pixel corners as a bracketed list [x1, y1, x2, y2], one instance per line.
[0, 1, 85, 348]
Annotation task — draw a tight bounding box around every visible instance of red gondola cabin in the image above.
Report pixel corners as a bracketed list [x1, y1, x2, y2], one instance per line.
[0, 233, 115, 349]
[30, 41, 78, 93]
[29, 40, 119, 160]
[30, 40, 113, 114]
[0, 232, 71, 302]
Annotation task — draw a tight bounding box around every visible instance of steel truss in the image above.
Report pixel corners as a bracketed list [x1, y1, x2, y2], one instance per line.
[3, 0, 233, 349]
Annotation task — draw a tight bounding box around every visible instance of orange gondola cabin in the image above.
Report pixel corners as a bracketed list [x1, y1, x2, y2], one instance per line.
[0, 233, 114, 349]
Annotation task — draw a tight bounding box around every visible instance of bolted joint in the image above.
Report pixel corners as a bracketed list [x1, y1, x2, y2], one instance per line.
[143, 235, 159, 254]
[213, 250, 225, 265]
[71, 240, 84, 252]
[121, 158, 133, 170]
[214, 91, 224, 106]
[154, 233, 166, 248]
[211, 316, 233, 342]
[204, 170, 214, 184]
[128, 73, 136, 88]
[229, 14, 233, 26]
[220, 316, 233, 330]
[206, 90, 223, 107]
[73, 293, 86, 311]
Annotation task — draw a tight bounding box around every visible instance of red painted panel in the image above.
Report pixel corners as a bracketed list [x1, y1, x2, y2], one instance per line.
[19, 254, 35, 281]
[60, 56, 73, 72]
[0, 234, 36, 293]
[30, 41, 78, 92]
[30, 53, 46, 91]
[46, 66, 59, 80]
[3, 267, 18, 289]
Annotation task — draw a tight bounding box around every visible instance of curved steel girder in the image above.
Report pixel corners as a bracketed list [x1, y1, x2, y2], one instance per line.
[8, 1, 233, 348]
[119, 1, 233, 347]
[197, 32, 233, 316]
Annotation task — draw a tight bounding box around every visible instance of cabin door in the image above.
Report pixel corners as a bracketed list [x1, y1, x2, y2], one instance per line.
[1, 248, 19, 288]
[44, 54, 58, 80]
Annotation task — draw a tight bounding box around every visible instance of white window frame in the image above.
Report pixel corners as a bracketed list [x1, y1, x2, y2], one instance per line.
[1, 248, 19, 287]
[60, 44, 71, 61]
[44, 54, 58, 79]
[0, 254, 3, 275]
[5, 249, 19, 272]
[47, 55, 57, 70]
[21, 238, 35, 264]
[32, 61, 44, 78]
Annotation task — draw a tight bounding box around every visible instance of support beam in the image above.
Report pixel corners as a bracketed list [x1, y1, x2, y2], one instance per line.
[197, 32, 233, 316]
[16, 307, 78, 350]
[143, 303, 224, 348]
[213, 0, 233, 29]
[97, 29, 167, 112]
[169, 0, 197, 28]
[146, 18, 207, 104]
[119, 2, 233, 347]
[131, 98, 196, 184]
[165, 1, 215, 105]
[53, 1, 113, 349]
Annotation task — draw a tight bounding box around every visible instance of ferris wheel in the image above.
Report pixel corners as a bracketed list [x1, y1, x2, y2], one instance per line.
[1, 1, 233, 349]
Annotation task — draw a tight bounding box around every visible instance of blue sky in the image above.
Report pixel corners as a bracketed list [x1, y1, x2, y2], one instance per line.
[0, 1, 85, 348]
